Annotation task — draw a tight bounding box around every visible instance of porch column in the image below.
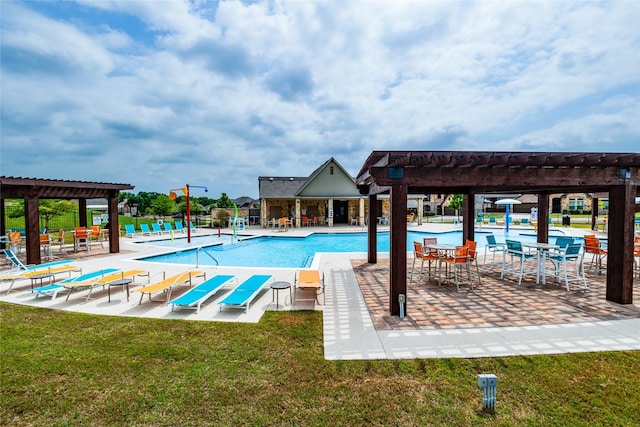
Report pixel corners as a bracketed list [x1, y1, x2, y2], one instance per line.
[359, 198, 365, 225]
[417, 197, 424, 225]
[261, 199, 267, 228]
[295, 198, 301, 228]
[328, 198, 334, 227]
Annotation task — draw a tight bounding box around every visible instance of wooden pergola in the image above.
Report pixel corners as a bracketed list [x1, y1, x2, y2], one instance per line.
[0, 177, 134, 264]
[356, 151, 640, 315]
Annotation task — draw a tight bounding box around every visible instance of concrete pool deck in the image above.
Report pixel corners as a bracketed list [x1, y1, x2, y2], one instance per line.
[1, 223, 639, 360]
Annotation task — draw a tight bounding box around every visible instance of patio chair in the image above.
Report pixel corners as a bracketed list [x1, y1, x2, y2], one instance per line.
[7, 231, 24, 253]
[174, 221, 186, 233]
[169, 275, 237, 313]
[52, 230, 67, 255]
[583, 234, 607, 274]
[295, 270, 324, 304]
[164, 222, 175, 233]
[437, 245, 472, 292]
[483, 234, 506, 269]
[139, 223, 152, 236]
[151, 223, 163, 234]
[410, 241, 438, 284]
[501, 239, 537, 285]
[465, 239, 482, 286]
[73, 227, 91, 252]
[91, 226, 105, 248]
[546, 244, 587, 291]
[39, 233, 53, 261]
[133, 270, 204, 304]
[219, 274, 274, 313]
[124, 224, 138, 238]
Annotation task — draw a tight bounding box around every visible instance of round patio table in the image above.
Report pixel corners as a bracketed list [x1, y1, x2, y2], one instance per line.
[270, 281, 292, 309]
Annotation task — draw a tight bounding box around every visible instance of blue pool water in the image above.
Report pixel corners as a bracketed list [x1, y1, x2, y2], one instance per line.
[138, 230, 572, 268]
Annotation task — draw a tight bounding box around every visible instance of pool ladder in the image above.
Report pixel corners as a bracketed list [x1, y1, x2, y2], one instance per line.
[195, 246, 219, 267]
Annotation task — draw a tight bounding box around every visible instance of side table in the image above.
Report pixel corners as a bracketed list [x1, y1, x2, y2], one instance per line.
[108, 278, 133, 302]
[270, 281, 292, 309]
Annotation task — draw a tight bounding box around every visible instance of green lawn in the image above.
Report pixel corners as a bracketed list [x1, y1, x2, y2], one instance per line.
[1, 303, 638, 426]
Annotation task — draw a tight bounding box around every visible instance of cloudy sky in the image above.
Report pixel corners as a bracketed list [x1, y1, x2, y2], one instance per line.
[1, 1, 639, 199]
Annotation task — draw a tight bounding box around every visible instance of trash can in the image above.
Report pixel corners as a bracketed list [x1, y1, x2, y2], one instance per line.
[562, 214, 570, 226]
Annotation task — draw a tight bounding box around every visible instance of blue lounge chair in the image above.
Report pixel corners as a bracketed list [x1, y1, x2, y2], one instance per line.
[33, 268, 120, 300]
[164, 222, 174, 233]
[152, 223, 163, 234]
[139, 223, 152, 236]
[124, 224, 137, 238]
[218, 275, 273, 313]
[169, 275, 237, 313]
[2, 248, 73, 273]
[174, 221, 186, 233]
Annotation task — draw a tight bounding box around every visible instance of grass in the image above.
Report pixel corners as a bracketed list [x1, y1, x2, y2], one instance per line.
[1, 303, 639, 426]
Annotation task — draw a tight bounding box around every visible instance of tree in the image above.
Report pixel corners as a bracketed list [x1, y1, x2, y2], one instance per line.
[150, 194, 175, 216]
[448, 194, 464, 220]
[217, 193, 234, 208]
[7, 199, 76, 230]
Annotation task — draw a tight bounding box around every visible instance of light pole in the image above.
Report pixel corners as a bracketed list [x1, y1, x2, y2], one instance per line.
[169, 184, 208, 243]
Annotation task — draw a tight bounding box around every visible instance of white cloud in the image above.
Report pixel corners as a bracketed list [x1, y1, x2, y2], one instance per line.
[1, 0, 638, 197]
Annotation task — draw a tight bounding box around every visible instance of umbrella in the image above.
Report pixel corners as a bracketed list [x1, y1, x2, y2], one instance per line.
[495, 199, 522, 233]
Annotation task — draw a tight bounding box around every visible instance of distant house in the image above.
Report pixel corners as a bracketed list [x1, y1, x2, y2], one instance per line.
[258, 157, 427, 227]
[232, 196, 258, 210]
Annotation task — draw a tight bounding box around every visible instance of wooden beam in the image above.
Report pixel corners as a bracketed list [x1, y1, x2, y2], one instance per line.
[370, 166, 627, 190]
[367, 194, 378, 264]
[389, 184, 407, 316]
[606, 184, 635, 304]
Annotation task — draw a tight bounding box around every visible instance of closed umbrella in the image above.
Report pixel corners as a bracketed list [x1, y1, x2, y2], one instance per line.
[495, 199, 522, 233]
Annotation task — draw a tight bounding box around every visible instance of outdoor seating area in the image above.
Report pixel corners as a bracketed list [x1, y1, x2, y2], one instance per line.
[353, 253, 640, 331]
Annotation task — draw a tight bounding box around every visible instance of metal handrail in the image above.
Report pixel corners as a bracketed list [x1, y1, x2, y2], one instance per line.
[195, 246, 219, 267]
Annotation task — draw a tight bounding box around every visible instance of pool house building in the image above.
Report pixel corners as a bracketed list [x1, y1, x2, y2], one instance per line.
[258, 157, 428, 228]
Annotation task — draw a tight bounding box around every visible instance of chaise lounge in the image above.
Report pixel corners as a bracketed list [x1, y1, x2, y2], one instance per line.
[168, 275, 237, 313]
[133, 270, 204, 304]
[218, 275, 273, 313]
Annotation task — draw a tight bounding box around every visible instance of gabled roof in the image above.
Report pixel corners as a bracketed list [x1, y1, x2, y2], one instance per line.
[259, 157, 360, 199]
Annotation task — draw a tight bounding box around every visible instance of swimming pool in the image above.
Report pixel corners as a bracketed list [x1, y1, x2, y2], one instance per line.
[138, 230, 571, 268]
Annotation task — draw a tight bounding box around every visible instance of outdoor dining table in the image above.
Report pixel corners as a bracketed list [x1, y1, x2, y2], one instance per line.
[522, 241, 559, 285]
[425, 243, 458, 283]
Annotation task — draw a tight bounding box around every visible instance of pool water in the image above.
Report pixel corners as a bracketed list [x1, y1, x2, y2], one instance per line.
[138, 230, 572, 268]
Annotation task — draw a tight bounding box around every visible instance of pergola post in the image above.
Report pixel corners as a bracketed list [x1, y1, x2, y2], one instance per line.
[107, 194, 120, 253]
[462, 194, 475, 244]
[606, 184, 636, 304]
[389, 184, 407, 316]
[78, 199, 88, 228]
[24, 195, 41, 265]
[367, 194, 378, 264]
[537, 194, 550, 243]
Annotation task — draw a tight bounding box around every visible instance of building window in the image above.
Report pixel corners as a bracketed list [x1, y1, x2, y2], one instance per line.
[568, 198, 584, 212]
[330, 166, 334, 175]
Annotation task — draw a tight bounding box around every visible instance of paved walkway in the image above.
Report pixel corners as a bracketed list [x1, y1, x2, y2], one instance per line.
[321, 253, 640, 359]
